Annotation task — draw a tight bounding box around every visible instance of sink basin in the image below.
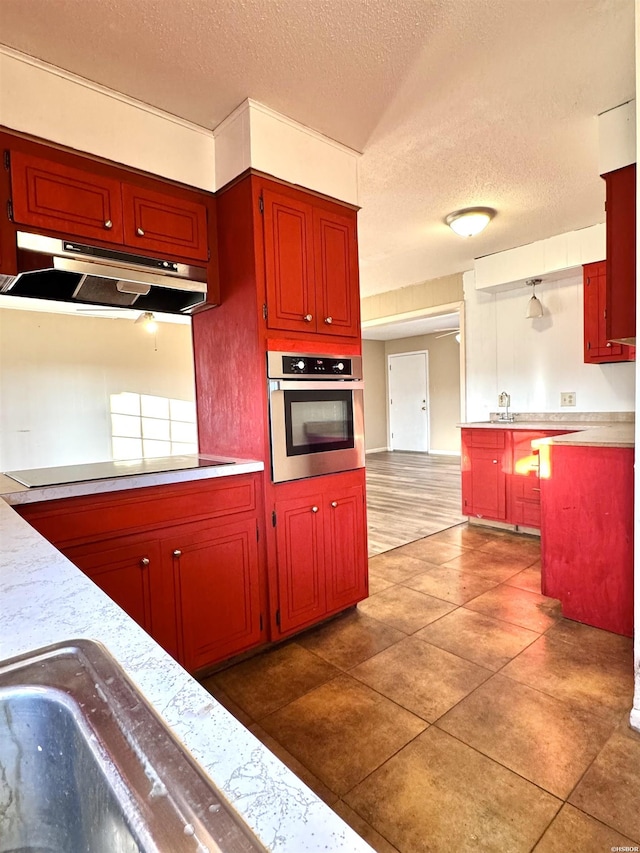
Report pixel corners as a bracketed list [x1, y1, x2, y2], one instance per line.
[0, 640, 267, 853]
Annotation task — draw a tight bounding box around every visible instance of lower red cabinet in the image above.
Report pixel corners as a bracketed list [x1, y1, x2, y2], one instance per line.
[171, 518, 262, 672]
[462, 428, 569, 528]
[20, 473, 267, 673]
[461, 430, 507, 520]
[69, 540, 160, 638]
[273, 470, 368, 636]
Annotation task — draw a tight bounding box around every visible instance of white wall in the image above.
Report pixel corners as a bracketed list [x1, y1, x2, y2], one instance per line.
[464, 269, 635, 420]
[0, 309, 196, 470]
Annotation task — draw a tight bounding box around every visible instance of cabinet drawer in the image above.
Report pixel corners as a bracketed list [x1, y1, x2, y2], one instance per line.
[10, 150, 124, 243]
[463, 428, 506, 449]
[122, 183, 209, 261]
[18, 474, 259, 546]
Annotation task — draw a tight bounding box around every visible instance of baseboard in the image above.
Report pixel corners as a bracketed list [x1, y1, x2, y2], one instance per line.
[429, 450, 461, 457]
[366, 447, 389, 454]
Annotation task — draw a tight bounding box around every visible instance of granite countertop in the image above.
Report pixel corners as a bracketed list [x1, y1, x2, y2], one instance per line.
[458, 413, 635, 449]
[0, 463, 373, 853]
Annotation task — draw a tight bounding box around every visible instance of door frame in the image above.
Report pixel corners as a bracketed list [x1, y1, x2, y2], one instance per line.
[387, 349, 430, 452]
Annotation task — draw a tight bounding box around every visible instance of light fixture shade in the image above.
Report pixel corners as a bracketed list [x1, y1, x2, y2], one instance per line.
[526, 294, 543, 319]
[135, 311, 158, 333]
[445, 207, 496, 237]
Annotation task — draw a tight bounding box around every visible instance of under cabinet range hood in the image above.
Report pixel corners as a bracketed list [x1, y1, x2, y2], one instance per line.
[0, 232, 208, 314]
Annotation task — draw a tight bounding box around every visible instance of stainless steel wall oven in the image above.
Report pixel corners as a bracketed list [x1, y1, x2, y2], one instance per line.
[267, 351, 365, 483]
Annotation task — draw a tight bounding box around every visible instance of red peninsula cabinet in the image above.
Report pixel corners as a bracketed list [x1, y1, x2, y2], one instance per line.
[16, 473, 267, 672]
[272, 469, 367, 636]
[540, 442, 633, 636]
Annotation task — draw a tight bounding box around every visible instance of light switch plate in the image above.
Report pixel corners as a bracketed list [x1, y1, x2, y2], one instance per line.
[560, 392, 576, 407]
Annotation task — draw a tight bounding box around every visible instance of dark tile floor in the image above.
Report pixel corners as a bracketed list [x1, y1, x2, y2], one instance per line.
[201, 523, 638, 853]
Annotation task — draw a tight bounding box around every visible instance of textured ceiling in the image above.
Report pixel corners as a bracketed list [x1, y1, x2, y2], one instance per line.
[362, 311, 459, 341]
[0, 0, 634, 297]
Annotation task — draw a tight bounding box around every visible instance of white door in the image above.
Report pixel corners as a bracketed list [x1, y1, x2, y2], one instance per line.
[388, 351, 429, 451]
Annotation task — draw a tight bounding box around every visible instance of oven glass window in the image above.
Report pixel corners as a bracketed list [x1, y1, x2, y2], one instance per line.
[285, 390, 354, 456]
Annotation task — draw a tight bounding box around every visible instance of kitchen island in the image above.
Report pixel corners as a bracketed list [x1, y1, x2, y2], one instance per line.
[0, 460, 373, 853]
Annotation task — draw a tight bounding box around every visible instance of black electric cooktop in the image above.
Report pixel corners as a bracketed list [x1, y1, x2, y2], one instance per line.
[5, 455, 234, 488]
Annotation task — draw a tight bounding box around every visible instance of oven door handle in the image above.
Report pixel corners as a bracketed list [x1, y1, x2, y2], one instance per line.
[269, 380, 365, 392]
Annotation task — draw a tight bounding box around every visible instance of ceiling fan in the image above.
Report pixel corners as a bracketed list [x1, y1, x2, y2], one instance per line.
[435, 328, 461, 340]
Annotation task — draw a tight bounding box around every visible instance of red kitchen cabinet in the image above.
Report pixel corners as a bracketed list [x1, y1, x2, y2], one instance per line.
[10, 150, 124, 244]
[462, 427, 573, 528]
[68, 540, 160, 636]
[324, 484, 367, 611]
[313, 206, 360, 338]
[274, 490, 326, 633]
[604, 164, 636, 345]
[122, 183, 209, 262]
[18, 473, 267, 672]
[171, 518, 262, 671]
[273, 470, 368, 636]
[261, 183, 360, 339]
[263, 187, 316, 335]
[583, 261, 633, 363]
[540, 443, 633, 636]
[461, 429, 507, 521]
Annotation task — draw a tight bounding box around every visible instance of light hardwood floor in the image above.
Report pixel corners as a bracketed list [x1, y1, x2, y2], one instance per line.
[365, 451, 466, 556]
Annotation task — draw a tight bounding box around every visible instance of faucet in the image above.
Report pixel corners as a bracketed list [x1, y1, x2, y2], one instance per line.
[497, 391, 514, 422]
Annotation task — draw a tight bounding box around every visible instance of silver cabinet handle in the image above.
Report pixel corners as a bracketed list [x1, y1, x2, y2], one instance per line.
[104, 219, 113, 229]
[311, 506, 319, 513]
[140, 557, 150, 568]
[304, 314, 313, 322]
[173, 549, 182, 558]
[492, 459, 498, 464]
[137, 227, 145, 236]
[324, 316, 333, 324]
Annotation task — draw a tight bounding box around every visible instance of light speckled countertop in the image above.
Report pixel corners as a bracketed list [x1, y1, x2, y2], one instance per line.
[0, 463, 373, 853]
[459, 413, 635, 449]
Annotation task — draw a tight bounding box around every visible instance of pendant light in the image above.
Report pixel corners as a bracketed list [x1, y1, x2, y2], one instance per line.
[525, 279, 544, 319]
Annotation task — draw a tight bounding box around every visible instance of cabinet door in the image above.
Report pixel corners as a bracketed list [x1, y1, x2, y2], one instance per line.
[171, 519, 262, 672]
[324, 484, 367, 612]
[10, 150, 123, 243]
[313, 207, 360, 338]
[68, 540, 160, 635]
[461, 429, 507, 520]
[263, 187, 316, 333]
[583, 262, 628, 363]
[121, 183, 209, 261]
[605, 164, 636, 344]
[274, 493, 326, 634]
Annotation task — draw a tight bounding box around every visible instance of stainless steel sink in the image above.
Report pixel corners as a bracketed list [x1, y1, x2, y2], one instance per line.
[0, 640, 267, 853]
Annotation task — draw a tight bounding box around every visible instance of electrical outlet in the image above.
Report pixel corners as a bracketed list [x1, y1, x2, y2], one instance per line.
[560, 392, 576, 407]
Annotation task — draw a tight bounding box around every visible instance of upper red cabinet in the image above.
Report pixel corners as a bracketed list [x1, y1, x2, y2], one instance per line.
[10, 150, 124, 244]
[604, 163, 636, 344]
[583, 260, 634, 363]
[6, 137, 214, 268]
[262, 184, 360, 338]
[121, 183, 208, 262]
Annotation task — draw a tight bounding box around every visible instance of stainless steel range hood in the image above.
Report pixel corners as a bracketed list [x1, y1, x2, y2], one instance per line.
[0, 231, 208, 314]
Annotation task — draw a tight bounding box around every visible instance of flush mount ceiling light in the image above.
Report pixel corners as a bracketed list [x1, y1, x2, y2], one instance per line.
[135, 311, 158, 334]
[525, 279, 544, 319]
[445, 206, 496, 237]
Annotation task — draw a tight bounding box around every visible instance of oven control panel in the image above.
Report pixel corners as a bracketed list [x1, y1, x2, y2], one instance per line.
[283, 355, 351, 376]
[267, 351, 362, 380]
